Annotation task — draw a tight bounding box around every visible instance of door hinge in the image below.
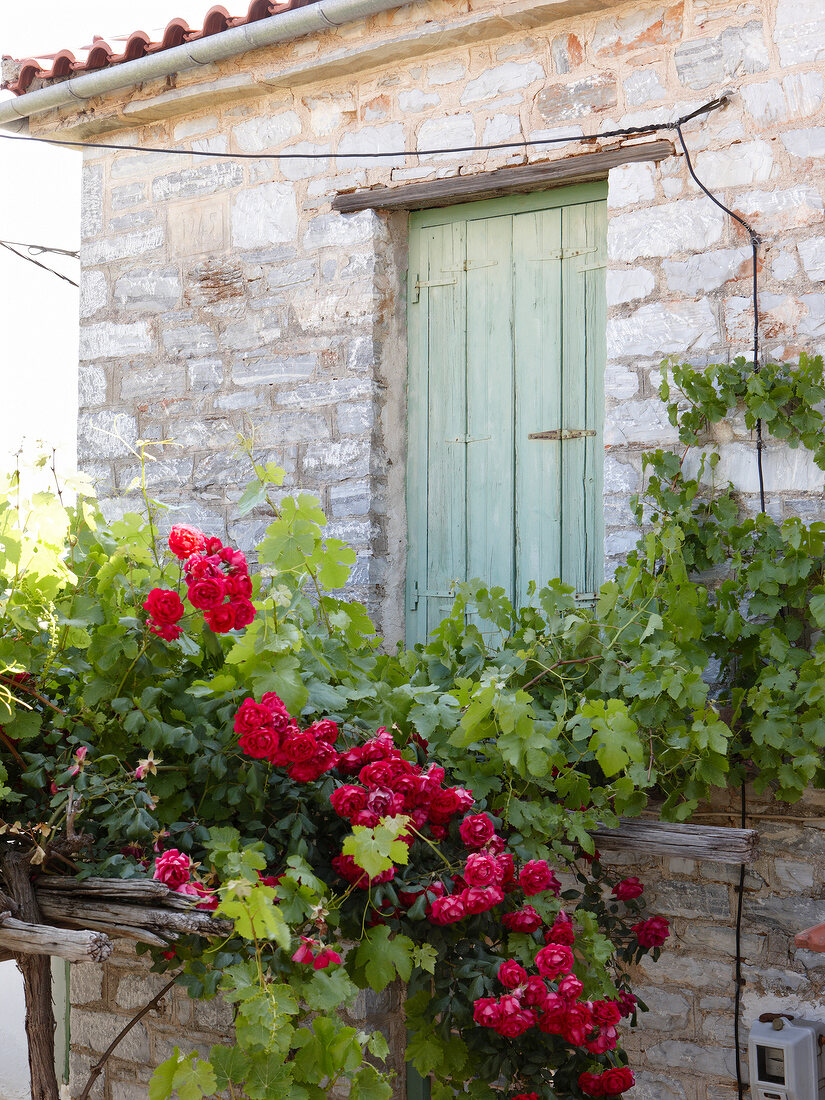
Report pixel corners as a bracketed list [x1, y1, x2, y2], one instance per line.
[527, 429, 597, 440]
[410, 581, 455, 610]
[411, 274, 458, 303]
[533, 246, 598, 262]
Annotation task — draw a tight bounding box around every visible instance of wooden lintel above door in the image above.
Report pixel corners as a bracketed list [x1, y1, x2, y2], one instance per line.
[332, 139, 673, 213]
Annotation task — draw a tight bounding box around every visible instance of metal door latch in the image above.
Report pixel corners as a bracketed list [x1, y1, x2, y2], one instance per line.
[410, 581, 455, 610]
[527, 429, 596, 440]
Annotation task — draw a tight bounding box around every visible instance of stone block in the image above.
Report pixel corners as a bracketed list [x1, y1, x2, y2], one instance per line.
[255, 412, 331, 445]
[80, 321, 152, 360]
[188, 358, 224, 392]
[162, 323, 218, 357]
[109, 208, 157, 232]
[774, 0, 825, 65]
[604, 365, 640, 399]
[741, 79, 786, 123]
[772, 857, 816, 892]
[337, 402, 375, 435]
[69, 964, 104, 1006]
[399, 89, 439, 112]
[84, 226, 164, 265]
[232, 182, 298, 248]
[71, 1009, 151, 1062]
[303, 440, 371, 480]
[798, 237, 825, 281]
[111, 181, 147, 211]
[633, 985, 692, 1030]
[110, 152, 183, 179]
[736, 186, 824, 233]
[329, 480, 372, 517]
[623, 68, 667, 106]
[741, 965, 808, 993]
[604, 529, 641, 556]
[233, 111, 301, 152]
[604, 398, 679, 446]
[639, 951, 734, 990]
[551, 33, 584, 74]
[675, 21, 769, 89]
[608, 162, 656, 208]
[80, 270, 108, 318]
[607, 300, 719, 359]
[78, 365, 107, 408]
[114, 268, 182, 312]
[536, 74, 617, 121]
[113, 972, 175, 1013]
[275, 379, 374, 409]
[174, 114, 219, 141]
[593, 3, 684, 56]
[223, 316, 282, 352]
[427, 61, 466, 86]
[303, 211, 380, 250]
[649, 880, 731, 919]
[630, 1072, 687, 1100]
[483, 114, 521, 145]
[771, 249, 799, 281]
[663, 248, 753, 294]
[608, 199, 724, 262]
[693, 140, 773, 189]
[280, 142, 331, 181]
[417, 114, 476, 161]
[783, 70, 824, 118]
[799, 293, 825, 339]
[606, 267, 655, 305]
[677, 923, 765, 959]
[781, 127, 825, 159]
[644, 1039, 739, 1078]
[81, 164, 103, 240]
[69, 1050, 104, 1100]
[337, 123, 405, 168]
[120, 363, 186, 402]
[460, 61, 544, 104]
[230, 354, 316, 385]
[604, 455, 640, 493]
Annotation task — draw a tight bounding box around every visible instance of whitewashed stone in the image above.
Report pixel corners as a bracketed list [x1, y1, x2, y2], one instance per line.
[606, 267, 655, 305]
[279, 142, 330, 181]
[192, 135, 228, 155]
[303, 211, 379, 250]
[630, 1073, 687, 1100]
[675, 21, 769, 88]
[303, 93, 355, 137]
[232, 111, 301, 152]
[78, 366, 107, 407]
[623, 68, 666, 106]
[741, 79, 786, 122]
[604, 398, 679, 446]
[84, 226, 164, 265]
[173, 114, 218, 141]
[781, 127, 825, 158]
[482, 114, 521, 145]
[161, 323, 218, 356]
[338, 123, 405, 167]
[537, 74, 617, 120]
[152, 162, 242, 203]
[725, 293, 802, 345]
[593, 4, 683, 55]
[80, 271, 108, 318]
[608, 300, 718, 360]
[798, 237, 825, 281]
[732, 186, 823, 233]
[799, 294, 825, 339]
[460, 61, 544, 105]
[775, 0, 825, 65]
[607, 162, 656, 208]
[81, 164, 103, 240]
[231, 183, 298, 248]
[663, 247, 752, 294]
[187, 359, 223, 392]
[77, 411, 138, 458]
[608, 199, 724, 262]
[604, 454, 640, 493]
[417, 115, 475, 160]
[771, 249, 799, 281]
[80, 322, 152, 360]
[783, 70, 824, 117]
[114, 269, 181, 312]
[604, 366, 639, 399]
[426, 61, 466, 86]
[398, 90, 439, 112]
[714, 442, 825, 493]
[661, 178, 683, 198]
[694, 140, 773, 188]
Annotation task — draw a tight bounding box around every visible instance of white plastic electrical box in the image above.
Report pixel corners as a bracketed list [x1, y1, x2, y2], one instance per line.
[748, 1015, 825, 1100]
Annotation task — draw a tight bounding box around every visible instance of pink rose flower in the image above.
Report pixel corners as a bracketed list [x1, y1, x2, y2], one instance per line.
[153, 848, 191, 889]
[518, 859, 561, 897]
[498, 960, 528, 989]
[458, 812, 496, 849]
[535, 942, 574, 980]
[503, 905, 542, 933]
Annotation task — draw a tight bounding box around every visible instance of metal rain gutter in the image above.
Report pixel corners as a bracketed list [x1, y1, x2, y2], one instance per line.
[0, 0, 420, 130]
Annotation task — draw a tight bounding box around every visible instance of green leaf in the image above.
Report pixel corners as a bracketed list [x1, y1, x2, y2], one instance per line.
[342, 816, 411, 879]
[354, 926, 414, 992]
[149, 1052, 181, 1100]
[351, 1063, 393, 1100]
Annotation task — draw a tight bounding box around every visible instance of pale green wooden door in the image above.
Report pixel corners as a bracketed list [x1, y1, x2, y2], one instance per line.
[406, 183, 607, 645]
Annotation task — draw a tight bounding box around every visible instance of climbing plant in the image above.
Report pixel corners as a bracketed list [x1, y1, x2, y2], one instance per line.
[1, 353, 825, 1100]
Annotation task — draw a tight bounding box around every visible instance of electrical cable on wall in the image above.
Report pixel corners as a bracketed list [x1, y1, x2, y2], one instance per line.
[4, 90, 766, 1097]
[0, 240, 79, 287]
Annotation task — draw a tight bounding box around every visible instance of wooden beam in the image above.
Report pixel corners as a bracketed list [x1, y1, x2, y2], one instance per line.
[35, 875, 192, 909]
[35, 892, 233, 939]
[0, 916, 112, 963]
[593, 819, 758, 865]
[332, 140, 674, 213]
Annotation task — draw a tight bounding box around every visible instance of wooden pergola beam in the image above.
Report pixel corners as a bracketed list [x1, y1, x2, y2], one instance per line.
[0, 915, 112, 963]
[593, 819, 758, 865]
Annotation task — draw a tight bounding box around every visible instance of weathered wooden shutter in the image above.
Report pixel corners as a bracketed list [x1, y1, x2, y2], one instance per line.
[406, 183, 607, 646]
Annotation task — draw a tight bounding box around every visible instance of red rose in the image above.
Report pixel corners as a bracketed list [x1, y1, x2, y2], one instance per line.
[168, 525, 206, 559]
[149, 620, 182, 641]
[498, 959, 528, 988]
[261, 693, 293, 732]
[462, 885, 503, 914]
[513, 1094, 539, 1100]
[617, 990, 637, 1018]
[632, 916, 670, 948]
[231, 598, 256, 630]
[332, 853, 393, 889]
[143, 588, 185, 625]
[496, 852, 516, 886]
[518, 859, 561, 897]
[459, 813, 496, 849]
[494, 1010, 536, 1038]
[464, 852, 502, 888]
[561, 1002, 593, 1045]
[473, 997, 502, 1028]
[600, 1067, 634, 1095]
[238, 727, 280, 761]
[205, 604, 236, 633]
[307, 719, 339, 744]
[290, 746, 339, 782]
[522, 975, 549, 1009]
[535, 943, 574, 979]
[283, 730, 319, 763]
[226, 572, 253, 598]
[591, 1000, 622, 1026]
[586, 1024, 618, 1055]
[185, 553, 222, 579]
[548, 911, 575, 945]
[503, 905, 542, 933]
[234, 699, 275, 736]
[219, 545, 247, 571]
[330, 785, 367, 819]
[429, 895, 466, 924]
[153, 848, 191, 888]
[187, 576, 227, 611]
[578, 1072, 606, 1097]
[428, 787, 463, 824]
[558, 973, 584, 1001]
[612, 876, 644, 901]
[538, 994, 566, 1034]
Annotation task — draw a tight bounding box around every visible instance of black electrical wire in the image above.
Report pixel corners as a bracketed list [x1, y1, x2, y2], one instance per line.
[0, 240, 79, 287]
[1, 238, 79, 258]
[0, 95, 730, 161]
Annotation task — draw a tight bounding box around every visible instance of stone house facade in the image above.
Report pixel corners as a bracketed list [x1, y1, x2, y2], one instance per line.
[4, 0, 825, 1096]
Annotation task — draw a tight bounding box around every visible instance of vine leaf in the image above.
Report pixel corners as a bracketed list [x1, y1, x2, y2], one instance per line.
[354, 926, 414, 991]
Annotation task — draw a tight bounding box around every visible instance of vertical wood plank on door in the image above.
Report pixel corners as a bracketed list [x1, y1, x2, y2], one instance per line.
[513, 206, 563, 608]
[424, 222, 468, 639]
[583, 200, 607, 596]
[466, 214, 515, 599]
[405, 218, 428, 644]
[560, 202, 588, 594]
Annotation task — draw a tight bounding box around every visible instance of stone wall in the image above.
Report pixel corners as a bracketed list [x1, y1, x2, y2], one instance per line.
[21, 0, 825, 1095]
